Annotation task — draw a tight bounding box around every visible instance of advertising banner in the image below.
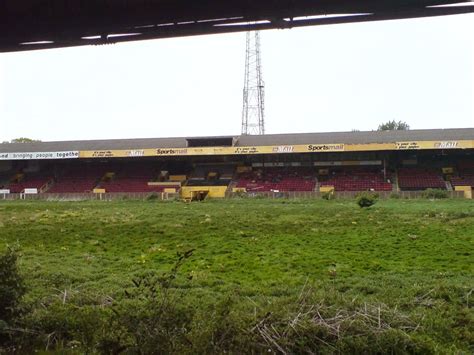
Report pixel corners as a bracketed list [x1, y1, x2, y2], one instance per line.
[80, 143, 346, 158]
[0, 151, 79, 160]
[79, 149, 157, 158]
[1, 139, 472, 161]
[395, 140, 473, 150]
[23, 188, 38, 194]
[77, 140, 474, 159]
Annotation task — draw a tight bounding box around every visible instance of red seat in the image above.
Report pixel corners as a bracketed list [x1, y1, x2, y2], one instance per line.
[237, 167, 316, 192]
[6, 173, 52, 193]
[319, 168, 392, 192]
[398, 168, 445, 190]
[48, 165, 109, 193]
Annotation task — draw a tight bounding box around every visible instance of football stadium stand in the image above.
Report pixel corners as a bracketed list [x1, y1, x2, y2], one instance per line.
[0, 128, 473, 198]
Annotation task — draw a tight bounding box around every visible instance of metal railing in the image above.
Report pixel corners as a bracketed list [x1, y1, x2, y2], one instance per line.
[0, 190, 465, 201]
[0, 192, 179, 201]
[226, 190, 465, 199]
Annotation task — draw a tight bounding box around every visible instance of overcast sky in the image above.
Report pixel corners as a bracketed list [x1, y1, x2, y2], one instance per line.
[0, 13, 473, 142]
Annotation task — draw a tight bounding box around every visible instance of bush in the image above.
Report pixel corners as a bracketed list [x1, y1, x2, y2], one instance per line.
[102, 249, 196, 354]
[0, 247, 25, 324]
[421, 189, 448, 199]
[0, 247, 26, 347]
[356, 192, 378, 208]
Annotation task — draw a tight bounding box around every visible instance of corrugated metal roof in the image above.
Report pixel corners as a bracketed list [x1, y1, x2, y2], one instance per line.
[1, 128, 473, 153]
[236, 128, 474, 146]
[0, 137, 188, 152]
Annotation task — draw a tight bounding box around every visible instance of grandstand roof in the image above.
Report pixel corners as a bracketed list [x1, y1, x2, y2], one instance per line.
[2, 0, 474, 52]
[1, 128, 473, 153]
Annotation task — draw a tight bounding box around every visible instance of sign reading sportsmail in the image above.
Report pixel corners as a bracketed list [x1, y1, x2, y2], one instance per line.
[0, 151, 79, 160]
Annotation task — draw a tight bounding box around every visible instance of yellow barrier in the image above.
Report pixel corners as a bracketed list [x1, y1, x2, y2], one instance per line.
[320, 185, 334, 193]
[454, 186, 472, 199]
[181, 186, 227, 199]
[93, 188, 106, 193]
[169, 175, 187, 182]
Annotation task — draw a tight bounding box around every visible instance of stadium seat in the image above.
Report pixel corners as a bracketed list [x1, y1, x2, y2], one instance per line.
[48, 165, 110, 193]
[186, 164, 235, 187]
[319, 168, 392, 192]
[99, 163, 181, 192]
[6, 173, 53, 193]
[236, 167, 316, 192]
[451, 161, 474, 188]
[398, 168, 446, 190]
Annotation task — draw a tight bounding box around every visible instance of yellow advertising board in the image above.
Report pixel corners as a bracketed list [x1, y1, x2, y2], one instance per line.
[79, 149, 157, 158]
[181, 186, 227, 199]
[80, 143, 345, 158]
[394, 140, 473, 150]
[78, 140, 474, 159]
[344, 143, 395, 152]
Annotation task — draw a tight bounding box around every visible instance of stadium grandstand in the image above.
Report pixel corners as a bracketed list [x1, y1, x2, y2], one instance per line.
[0, 128, 473, 199]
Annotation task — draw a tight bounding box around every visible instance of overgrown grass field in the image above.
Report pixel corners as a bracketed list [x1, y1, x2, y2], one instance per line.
[0, 199, 473, 353]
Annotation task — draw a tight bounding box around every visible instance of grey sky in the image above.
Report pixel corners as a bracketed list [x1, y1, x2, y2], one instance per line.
[0, 13, 473, 142]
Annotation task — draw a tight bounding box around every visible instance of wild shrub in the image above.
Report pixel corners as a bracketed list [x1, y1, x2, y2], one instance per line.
[0, 247, 26, 347]
[421, 189, 448, 199]
[0, 247, 25, 324]
[356, 192, 378, 208]
[249, 290, 433, 354]
[183, 294, 254, 353]
[100, 249, 196, 354]
[21, 301, 108, 352]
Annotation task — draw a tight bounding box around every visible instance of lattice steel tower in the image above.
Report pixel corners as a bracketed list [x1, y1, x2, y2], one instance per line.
[241, 31, 265, 135]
